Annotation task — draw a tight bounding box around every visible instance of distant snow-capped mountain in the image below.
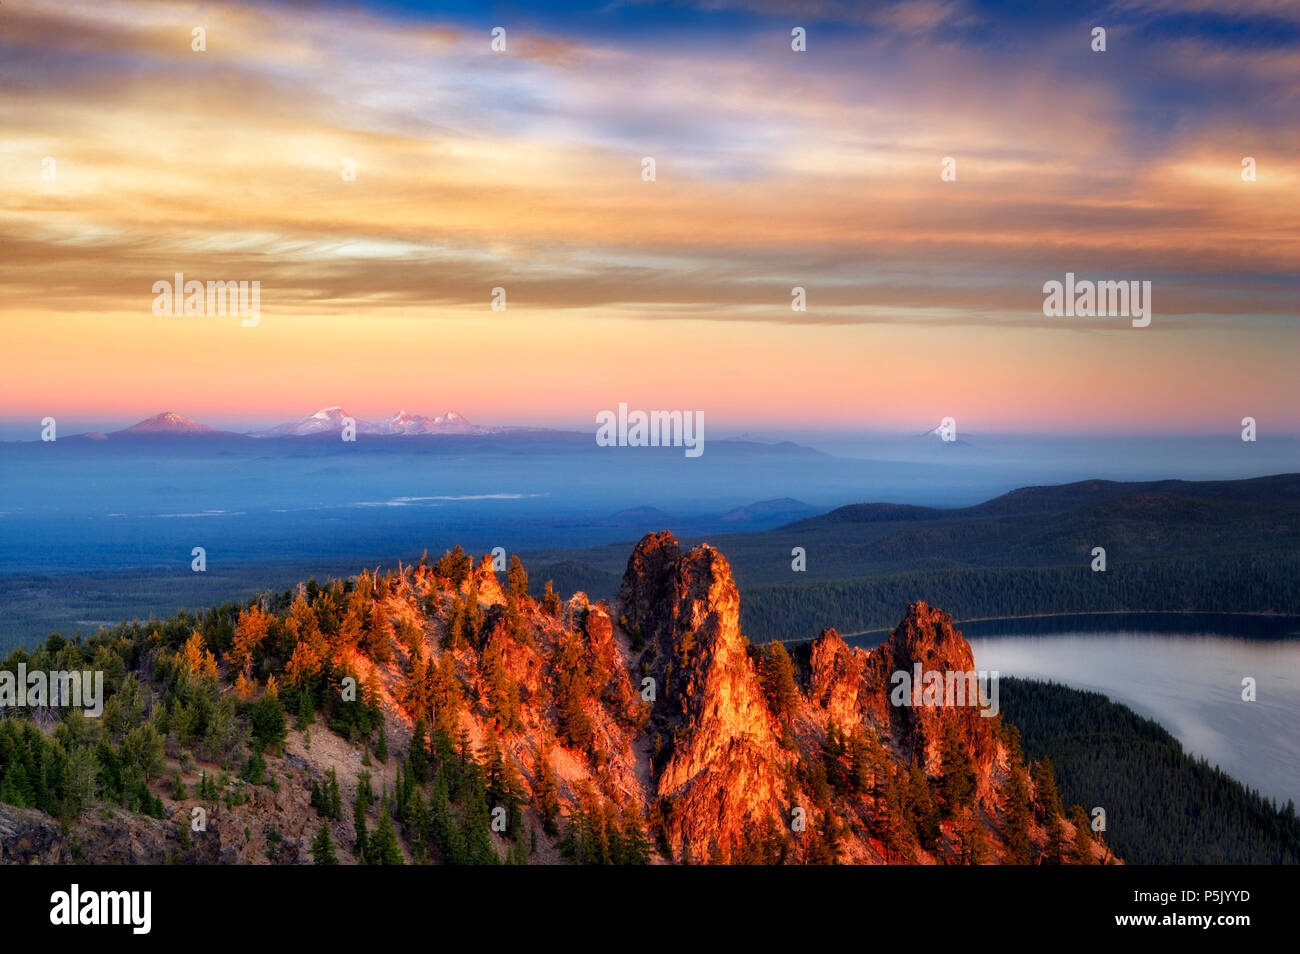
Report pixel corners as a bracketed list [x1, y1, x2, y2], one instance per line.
[69, 407, 503, 439]
[379, 410, 482, 435]
[110, 411, 221, 436]
[251, 406, 373, 437]
[251, 407, 494, 437]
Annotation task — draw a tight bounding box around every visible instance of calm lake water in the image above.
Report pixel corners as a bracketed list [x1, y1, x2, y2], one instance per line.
[850, 613, 1300, 807]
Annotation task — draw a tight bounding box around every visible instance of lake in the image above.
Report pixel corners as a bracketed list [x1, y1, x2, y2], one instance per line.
[850, 613, 1300, 807]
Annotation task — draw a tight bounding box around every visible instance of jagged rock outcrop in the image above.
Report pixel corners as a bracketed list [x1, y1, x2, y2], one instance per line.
[618, 534, 787, 861]
[470, 555, 506, 606]
[617, 530, 680, 641]
[872, 601, 1003, 803]
[610, 534, 1101, 863]
[807, 627, 888, 729]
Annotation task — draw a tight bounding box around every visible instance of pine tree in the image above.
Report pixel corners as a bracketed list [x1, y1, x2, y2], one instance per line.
[239, 750, 266, 785]
[312, 822, 339, 865]
[352, 792, 369, 859]
[905, 762, 940, 851]
[445, 594, 466, 650]
[407, 786, 430, 864]
[756, 641, 799, 725]
[1031, 758, 1063, 822]
[1003, 762, 1033, 864]
[233, 670, 256, 702]
[849, 728, 879, 795]
[430, 652, 463, 739]
[457, 769, 497, 864]
[429, 770, 456, 862]
[554, 631, 594, 752]
[368, 801, 405, 865]
[435, 545, 472, 585]
[503, 557, 530, 645]
[805, 808, 842, 865]
[404, 651, 431, 722]
[480, 636, 522, 732]
[465, 575, 483, 645]
[408, 718, 429, 784]
[620, 801, 651, 864]
[872, 768, 913, 863]
[1044, 811, 1066, 865]
[314, 768, 342, 819]
[531, 744, 560, 835]
[604, 800, 626, 864]
[1068, 805, 1095, 864]
[822, 723, 847, 794]
[541, 580, 562, 617]
[250, 686, 287, 754]
[507, 555, 529, 600]
[938, 719, 976, 816]
[499, 752, 526, 836]
[395, 764, 409, 822]
[954, 811, 989, 864]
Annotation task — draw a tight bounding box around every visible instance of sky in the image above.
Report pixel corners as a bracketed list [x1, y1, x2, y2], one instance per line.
[1, 0, 1296, 434]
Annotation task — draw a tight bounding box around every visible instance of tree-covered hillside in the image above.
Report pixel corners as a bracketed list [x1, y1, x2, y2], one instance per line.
[999, 677, 1300, 865]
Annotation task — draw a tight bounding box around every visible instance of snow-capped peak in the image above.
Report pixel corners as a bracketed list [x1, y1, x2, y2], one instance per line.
[115, 411, 215, 434]
[252, 407, 494, 437]
[252, 406, 373, 437]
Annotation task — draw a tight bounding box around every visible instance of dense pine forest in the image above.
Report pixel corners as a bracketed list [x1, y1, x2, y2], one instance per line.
[738, 556, 1300, 641]
[999, 678, 1300, 864]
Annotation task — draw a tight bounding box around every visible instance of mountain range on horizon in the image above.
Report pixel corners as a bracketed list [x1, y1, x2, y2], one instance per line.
[80, 407, 506, 439]
[249, 406, 495, 438]
[32, 409, 986, 449]
[54, 410, 848, 445]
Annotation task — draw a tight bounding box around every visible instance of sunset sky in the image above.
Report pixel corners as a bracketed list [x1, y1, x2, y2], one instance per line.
[1, 0, 1296, 434]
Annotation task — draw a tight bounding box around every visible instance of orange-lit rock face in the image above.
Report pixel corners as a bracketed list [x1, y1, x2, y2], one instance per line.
[619, 536, 787, 861]
[808, 628, 873, 728]
[875, 602, 1003, 805]
[470, 555, 507, 607]
[606, 535, 1083, 863]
